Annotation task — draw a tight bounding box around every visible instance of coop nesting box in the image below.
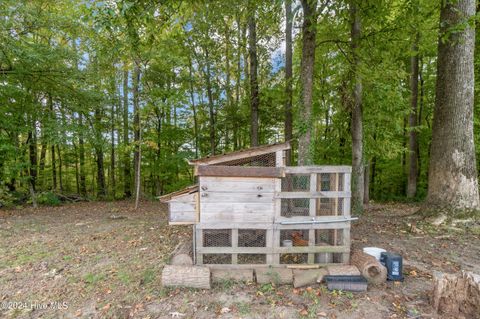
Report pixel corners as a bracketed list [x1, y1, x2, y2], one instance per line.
[160, 142, 353, 268]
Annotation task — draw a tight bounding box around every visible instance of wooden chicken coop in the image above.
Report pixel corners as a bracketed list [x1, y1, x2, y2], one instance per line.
[160, 142, 353, 269]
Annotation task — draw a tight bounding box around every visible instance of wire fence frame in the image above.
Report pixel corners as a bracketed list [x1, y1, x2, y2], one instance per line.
[193, 166, 352, 267]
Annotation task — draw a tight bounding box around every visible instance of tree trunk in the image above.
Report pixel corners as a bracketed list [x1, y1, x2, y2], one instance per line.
[298, 0, 318, 165]
[133, 61, 141, 207]
[364, 161, 369, 205]
[285, 0, 293, 165]
[350, 1, 364, 213]
[407, 34, 419, 198]
[95, 106, 106, 198]
[427, 0, 480, 210]
[204, 48, 216, 155]
[123, 68, 131, 198]
[39, 142, 46, 187]
[111, 98, 116, 198]
[188, 57, 199, 158]
[28, 127, 37, 192]
[78, 113, 87, 196]
[248, 4, 259, 147]
[57, 145, 63, 192]
[49, 95, 57, 191]
[51, 145, 57, 191]
[73, 141, 80, 194]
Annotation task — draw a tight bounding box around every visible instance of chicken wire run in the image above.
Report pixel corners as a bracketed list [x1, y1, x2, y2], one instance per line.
[211, 152, 276, 167]
[163, 142, 353, 267]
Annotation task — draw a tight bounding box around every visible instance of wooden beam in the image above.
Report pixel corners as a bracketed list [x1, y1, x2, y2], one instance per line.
[276, 191, 351, 199]
[196, 165, 283, 178]
[284, 166, 351, 174]
[197, 245, 349, 254]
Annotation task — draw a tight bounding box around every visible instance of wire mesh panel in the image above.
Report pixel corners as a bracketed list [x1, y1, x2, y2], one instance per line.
[317, 198, 344, 216]
[238, 254, 266, 264]
[280, 253, 308, 264]
[318, 173, 344, 191]
[281, 174, 310, 191]
[281, 198, 310, 217]
[238, 229, 266, 247]
[203, 254, 232, 264]
[203, 229, 231, 247]
[212, 153, 276, 167]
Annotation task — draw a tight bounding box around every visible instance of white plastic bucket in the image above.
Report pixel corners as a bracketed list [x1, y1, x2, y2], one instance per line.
[282, 240, 293, 247]
[363, 247, 386, 261]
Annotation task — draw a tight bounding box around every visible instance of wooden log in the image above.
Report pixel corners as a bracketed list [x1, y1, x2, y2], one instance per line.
[170, 241, 193, 266]
[350, 250, 387, 285]
[326, 265, 361, 276]
[432, 270, 480, 318]
[211, 269, 254, 283]
[256, 267, 293, 285]
[162, 265, 211, 289]
[293, 269, 328, 288]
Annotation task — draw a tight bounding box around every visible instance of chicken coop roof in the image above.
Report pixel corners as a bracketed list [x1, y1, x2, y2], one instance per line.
[188, 142, 291, 166]
[158, 185, 198, 203]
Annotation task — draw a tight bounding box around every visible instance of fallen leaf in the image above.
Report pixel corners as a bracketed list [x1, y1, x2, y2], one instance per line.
[102, 303, 111, 311]
[299, 308, 308, 316]
[220, 307, 231, 314]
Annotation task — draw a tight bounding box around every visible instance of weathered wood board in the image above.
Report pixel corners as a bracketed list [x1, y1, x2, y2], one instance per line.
[168, 192, 197, 224]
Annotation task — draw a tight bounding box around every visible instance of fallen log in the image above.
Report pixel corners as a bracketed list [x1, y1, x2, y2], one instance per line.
[350, 250, 387, 285]
[432, 270, 480, 318]
[162, 265, 210, 289]
[211, 269, 254, 283]
[170, 241, 193, 266]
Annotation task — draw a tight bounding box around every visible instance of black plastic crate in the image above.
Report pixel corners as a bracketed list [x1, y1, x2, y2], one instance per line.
[324, 275, 368, 292]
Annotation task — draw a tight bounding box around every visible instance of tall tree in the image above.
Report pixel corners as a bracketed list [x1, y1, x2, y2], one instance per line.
[298, 0, 318, 165]
[133, 61, 141, 205]
[78, 113, 87, 196]
[407, 33, 419, 198]
[350, 0, 364, 213]
[123, 68, 131, 198]
[284, 0, 293, 165]
[427, 0, 480, 210]
[248, 3, 259, 147]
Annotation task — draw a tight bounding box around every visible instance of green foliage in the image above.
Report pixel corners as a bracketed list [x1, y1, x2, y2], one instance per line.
[36, 192, 61, 206]
[0, 0, 473, 205]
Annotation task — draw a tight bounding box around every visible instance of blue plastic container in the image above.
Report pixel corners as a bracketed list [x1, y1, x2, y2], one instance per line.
[380, 252, 404, 281]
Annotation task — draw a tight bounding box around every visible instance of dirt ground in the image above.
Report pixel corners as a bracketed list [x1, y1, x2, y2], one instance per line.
[0, 200, 479, 319]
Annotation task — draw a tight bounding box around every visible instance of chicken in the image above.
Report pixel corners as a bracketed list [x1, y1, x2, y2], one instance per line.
[291, 231, 309, 246]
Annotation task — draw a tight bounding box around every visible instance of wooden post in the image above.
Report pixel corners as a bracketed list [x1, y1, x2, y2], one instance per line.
[342, 172, 351, 263]
[333, 173, 338, 246]
[273, 178, 282, 265]
[275, 150, 285, 167]
[308, 173, 317, 264]
[231, 228, 238, 264]
[266, 228, 274, 264]
[195, 227, 203, 265]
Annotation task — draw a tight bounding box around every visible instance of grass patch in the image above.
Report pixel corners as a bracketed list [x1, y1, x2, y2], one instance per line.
[142, 267, 156, 285]
[84, 273, 105, 286]
[118, 270, 131, 284]
[235, 302, 251, 316]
